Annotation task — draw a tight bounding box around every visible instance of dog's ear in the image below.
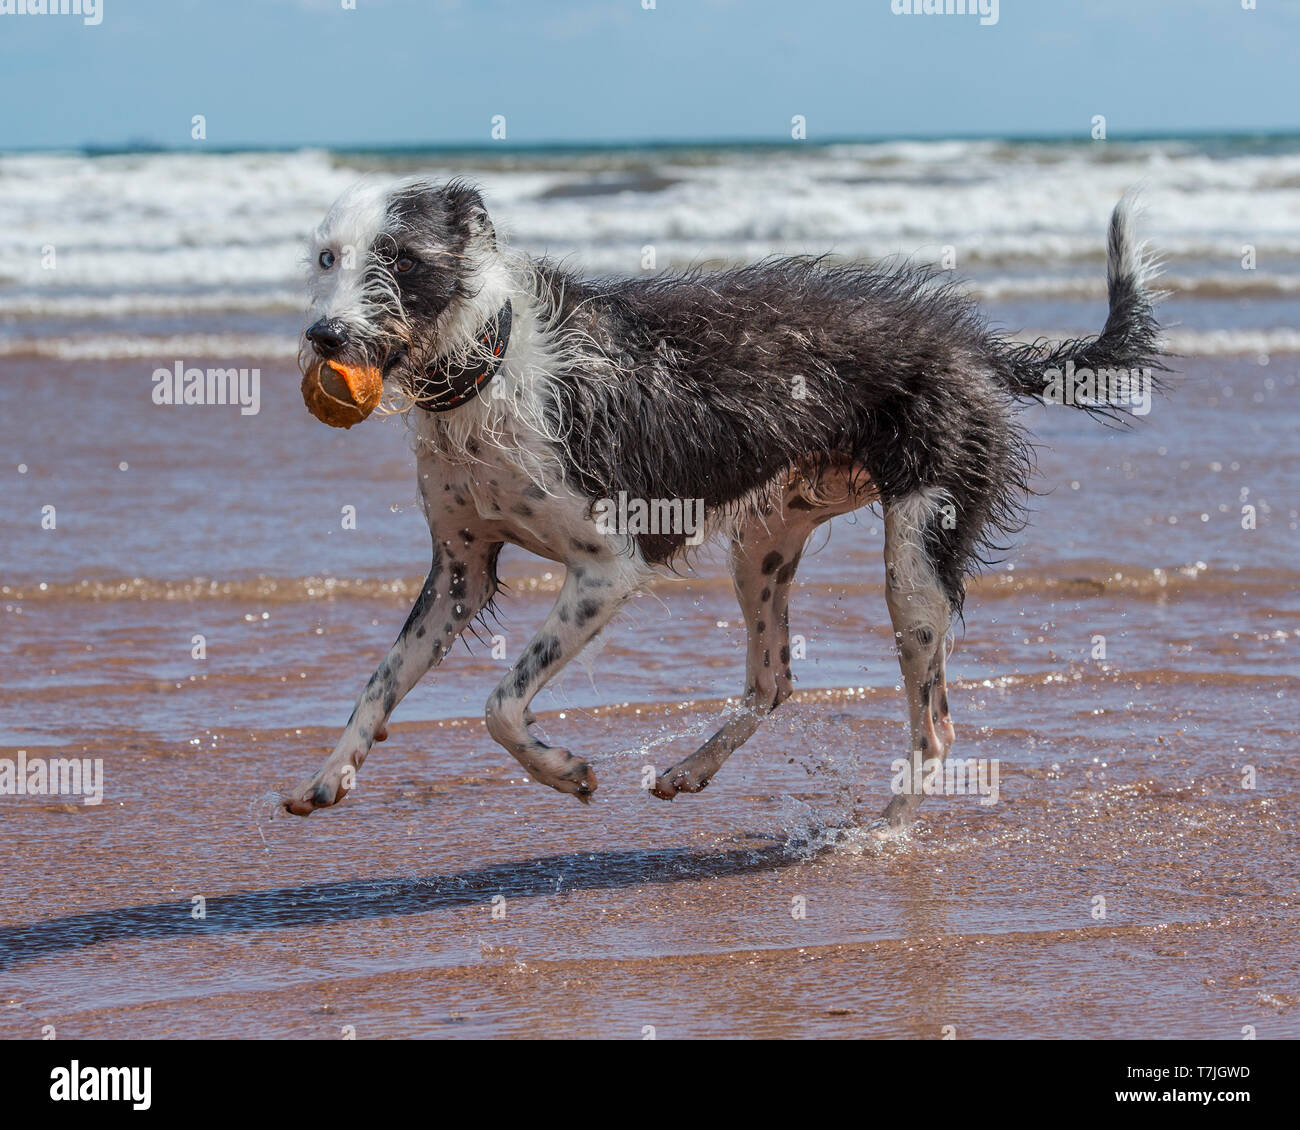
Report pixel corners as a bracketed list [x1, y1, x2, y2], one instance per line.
[469, 204, 496, 249]
[443, 180, 496, 250]
[464, 201, 496, 250]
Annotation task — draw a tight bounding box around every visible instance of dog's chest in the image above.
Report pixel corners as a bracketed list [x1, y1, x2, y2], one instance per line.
[415, 445, 594, 564]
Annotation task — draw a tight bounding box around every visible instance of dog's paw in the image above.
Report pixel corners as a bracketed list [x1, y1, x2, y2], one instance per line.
[649, 765, 710, 800]
[527, 748, 597, 804]
[282, 771, 350, 817]
[861, 816, 913, 843]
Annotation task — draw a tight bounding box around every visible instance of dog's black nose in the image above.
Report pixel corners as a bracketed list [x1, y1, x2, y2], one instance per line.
[305, 318, 348, 355]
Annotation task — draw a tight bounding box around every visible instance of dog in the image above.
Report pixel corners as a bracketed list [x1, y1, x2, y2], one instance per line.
[283, 177, 1163, 830]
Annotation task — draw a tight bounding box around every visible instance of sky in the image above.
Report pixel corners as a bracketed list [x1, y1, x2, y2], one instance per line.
[0, 0, 1296, 150]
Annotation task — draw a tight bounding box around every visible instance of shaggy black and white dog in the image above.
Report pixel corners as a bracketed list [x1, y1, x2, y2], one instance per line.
[284, 178, 1163, 831]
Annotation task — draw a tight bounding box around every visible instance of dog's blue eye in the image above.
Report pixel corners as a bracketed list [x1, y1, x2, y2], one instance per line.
[319, 250, 335, 270]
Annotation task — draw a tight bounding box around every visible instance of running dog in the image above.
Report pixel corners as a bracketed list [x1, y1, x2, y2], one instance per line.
[283, 178, 1163, 829]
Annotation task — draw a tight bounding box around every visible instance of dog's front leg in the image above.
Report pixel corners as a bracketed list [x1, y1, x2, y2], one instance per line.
[483, 558, 641, 803]
[283, 536, 500, 815]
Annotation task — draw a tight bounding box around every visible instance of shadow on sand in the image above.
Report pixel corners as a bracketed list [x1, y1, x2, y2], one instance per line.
[0, 838, 840, 969]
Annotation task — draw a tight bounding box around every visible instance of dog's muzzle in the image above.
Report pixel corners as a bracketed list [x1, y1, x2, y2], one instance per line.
[300, 319, 383, 429]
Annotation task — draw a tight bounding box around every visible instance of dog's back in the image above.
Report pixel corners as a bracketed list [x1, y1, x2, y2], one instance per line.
[535, 200, 1162, 602]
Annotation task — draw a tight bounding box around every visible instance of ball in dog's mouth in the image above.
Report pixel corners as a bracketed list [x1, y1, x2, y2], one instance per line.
[301, 359, 383, 428]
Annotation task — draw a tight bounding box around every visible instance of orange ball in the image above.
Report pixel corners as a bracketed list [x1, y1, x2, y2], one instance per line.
[301, 359, 383, 429]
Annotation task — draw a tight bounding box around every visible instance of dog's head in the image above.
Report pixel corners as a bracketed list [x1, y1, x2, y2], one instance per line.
[301, 178, 501, 395]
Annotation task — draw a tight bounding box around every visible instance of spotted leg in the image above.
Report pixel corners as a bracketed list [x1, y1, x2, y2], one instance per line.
[652, 522, 808, 798]
[877, 498, 956, 830]
[283, 534, 501, 815]
[484, 556, 643, 802]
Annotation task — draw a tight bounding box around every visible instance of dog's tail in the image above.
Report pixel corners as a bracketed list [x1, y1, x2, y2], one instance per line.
[989, 194, 1167, 416]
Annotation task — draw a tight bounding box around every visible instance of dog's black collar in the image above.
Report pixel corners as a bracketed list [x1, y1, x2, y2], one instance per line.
[412, 299, 512, 413]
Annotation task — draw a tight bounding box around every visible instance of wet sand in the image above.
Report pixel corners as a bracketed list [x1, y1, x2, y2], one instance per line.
[1, 688, 1297, 1039]
[2, 339, 1298, 1038]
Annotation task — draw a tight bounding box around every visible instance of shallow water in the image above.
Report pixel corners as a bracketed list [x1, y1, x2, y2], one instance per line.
[1, 141, 1298, 1038]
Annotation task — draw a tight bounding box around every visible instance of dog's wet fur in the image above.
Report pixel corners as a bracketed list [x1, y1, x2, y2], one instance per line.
[285, 177, 1164, 829]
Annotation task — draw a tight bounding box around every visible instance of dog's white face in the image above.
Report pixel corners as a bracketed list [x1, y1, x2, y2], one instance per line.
[301, 178, 500, 391]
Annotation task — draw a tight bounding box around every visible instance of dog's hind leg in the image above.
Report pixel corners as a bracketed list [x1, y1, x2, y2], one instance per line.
[484, 556, 644, 802]
[651, 519, 808, 799]
[876, 492, 957, 831]
[283, 534, 501, 815]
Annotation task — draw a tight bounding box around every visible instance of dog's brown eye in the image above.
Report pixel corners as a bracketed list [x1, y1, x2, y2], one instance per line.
[394, 256, 415, 274]
[319, 250, 335, 270]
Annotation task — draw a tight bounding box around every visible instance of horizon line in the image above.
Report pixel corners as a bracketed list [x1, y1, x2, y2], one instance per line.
[5, 126, 1300, 158]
